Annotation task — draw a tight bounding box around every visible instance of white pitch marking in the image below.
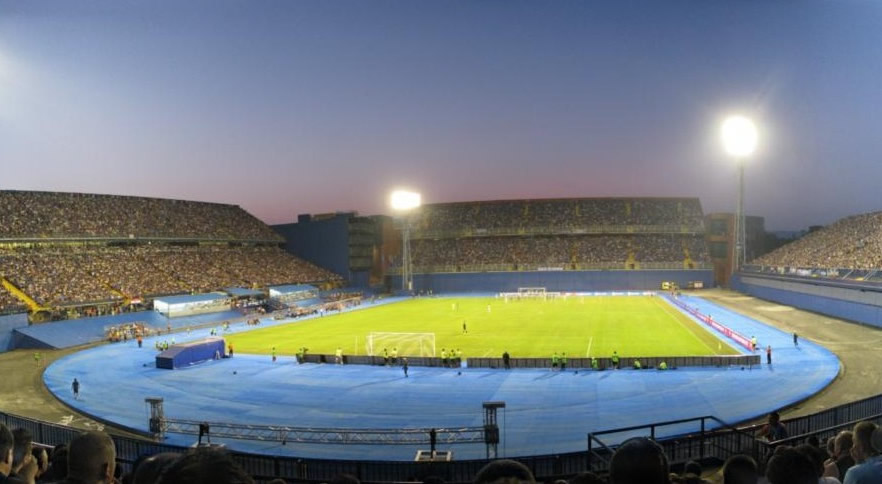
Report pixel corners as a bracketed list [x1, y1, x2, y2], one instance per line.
[586, 336, 594, 357]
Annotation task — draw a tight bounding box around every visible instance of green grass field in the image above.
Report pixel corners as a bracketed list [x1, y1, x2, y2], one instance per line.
[226, 296, 738, 358]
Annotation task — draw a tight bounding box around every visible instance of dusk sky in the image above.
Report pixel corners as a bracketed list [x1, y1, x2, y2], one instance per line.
[2, 1, 881, 230]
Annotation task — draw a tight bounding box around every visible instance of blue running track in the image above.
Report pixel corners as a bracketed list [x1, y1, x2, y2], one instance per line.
[43, 295, 839, 461]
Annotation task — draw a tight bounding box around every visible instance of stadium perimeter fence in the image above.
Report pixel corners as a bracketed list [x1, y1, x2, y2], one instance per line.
[300, 353, 760, 370]
[6, 391, 882, 482]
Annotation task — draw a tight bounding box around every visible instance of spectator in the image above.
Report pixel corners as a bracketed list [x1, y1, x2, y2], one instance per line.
[131, 452, 180, 484]
[0, 424, 17, 482]
[825, 431, 855, 481]
[40, 444, 69, 482]
[678, 460, 706, 484]
[156, 448, 254, 484]
[765, 446, 817, 484]
[795, 444, 840, 484]
[474, 459, 535, 484]
[28, 447, 48, 482]
[11, 429, 32, 477]
[758, 412, 788, 442]
[8, 428, 37, 484]
[609, 437, 670, 484]
[64, 431, 116, 484]
[843, 421, 882, 484]
[722, 454, 758, 484]
[568, 472, 605, 484]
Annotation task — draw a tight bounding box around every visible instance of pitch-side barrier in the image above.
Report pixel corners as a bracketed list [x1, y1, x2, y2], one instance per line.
[293, 353, 760, 369]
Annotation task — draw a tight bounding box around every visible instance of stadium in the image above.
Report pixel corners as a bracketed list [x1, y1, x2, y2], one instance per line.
[2, 189, 881, 483]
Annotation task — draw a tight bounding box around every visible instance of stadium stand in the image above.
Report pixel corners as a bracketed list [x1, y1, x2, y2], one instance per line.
[0, 191, 342, 316]
[409, 234, 708, 270]
[402, 198, 709, 272]
[411, 197, 705, 234]
[0, 190, 281, 241]
[753, 211, 882, 271]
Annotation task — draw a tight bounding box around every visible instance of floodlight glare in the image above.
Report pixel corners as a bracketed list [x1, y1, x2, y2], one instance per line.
[390, 190, 421, 211]
[721, 116, 758, 157]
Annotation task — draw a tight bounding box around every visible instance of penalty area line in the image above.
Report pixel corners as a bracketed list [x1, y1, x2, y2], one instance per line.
[586, 336, 593, 357]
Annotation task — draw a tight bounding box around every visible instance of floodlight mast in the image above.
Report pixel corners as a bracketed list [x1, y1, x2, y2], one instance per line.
[721, 116, 758, 275]
[390, 190, 422, 293]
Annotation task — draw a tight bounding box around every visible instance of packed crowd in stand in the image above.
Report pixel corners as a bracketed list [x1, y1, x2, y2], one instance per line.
[411, 198, 705, 233]
[0, 286, 26, 315]
[402, 198, 709, 272]
[0, 190, 281, 241]
[752, 211, 882, 270]
[4, 417, 882, 484]
[409, 235, 709, 269]
[0, 190, 341, 313]
[0, 245, 340, 309]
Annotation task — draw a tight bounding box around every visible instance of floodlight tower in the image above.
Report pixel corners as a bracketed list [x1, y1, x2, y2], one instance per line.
[390, 189, 422, 293]
[721, 116, 758, 275]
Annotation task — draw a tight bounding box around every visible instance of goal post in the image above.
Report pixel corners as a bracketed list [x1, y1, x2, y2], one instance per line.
[366, 332, 436, 357]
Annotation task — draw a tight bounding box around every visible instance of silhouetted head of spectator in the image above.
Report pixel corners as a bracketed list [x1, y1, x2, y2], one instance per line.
[568, 471, 605, 484]
[768, 412, 781, 426]
[133, 452, 180, 484]
[806, 435, 820, 449]
[11, 427, 32, 471]
[474, 459, 535, 484]
[609, 437, 669, 484]
[722, 454, 758, 484]
[157, 448, 253, 484]
[683, 460, 702, 477]
[794, 444, 826, 478]
[765, 446, 816, 484]
[826, 436, 836, 457]
[42, 443, 69, 481]
[851, 421, 879, 463]
[0, 424, 13, 477]
[329, 473, 361, 484]
[834, 431, 854, 458]
[68, 430, 116, 484]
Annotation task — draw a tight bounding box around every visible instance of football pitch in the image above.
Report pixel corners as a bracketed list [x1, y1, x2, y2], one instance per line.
[226, 296, 739, 359]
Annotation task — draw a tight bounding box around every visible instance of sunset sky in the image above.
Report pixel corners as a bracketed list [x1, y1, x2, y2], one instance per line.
[2, 1, 881, 230]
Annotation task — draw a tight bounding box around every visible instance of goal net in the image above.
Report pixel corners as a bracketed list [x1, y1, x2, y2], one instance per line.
[499, 287, 561, 301]
[366, 332, 436, 357]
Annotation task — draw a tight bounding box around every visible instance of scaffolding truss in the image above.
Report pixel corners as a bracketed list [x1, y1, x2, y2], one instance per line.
[160, 418, 484, 445]
[147, 397, 503, 456]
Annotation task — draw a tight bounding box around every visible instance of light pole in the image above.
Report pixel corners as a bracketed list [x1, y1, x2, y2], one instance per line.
[389, 189, 422, 293]
[721, 115, 758, 275]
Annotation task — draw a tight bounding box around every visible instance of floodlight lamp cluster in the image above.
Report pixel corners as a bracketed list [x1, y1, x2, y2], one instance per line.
[390, 190, 422, 211]
[721, 116, 758, 158]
